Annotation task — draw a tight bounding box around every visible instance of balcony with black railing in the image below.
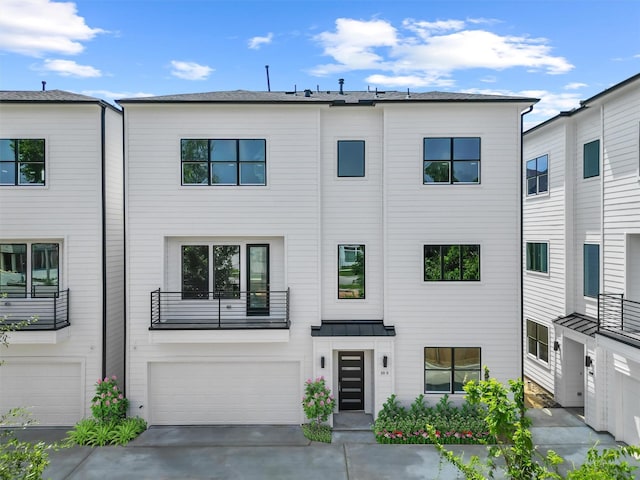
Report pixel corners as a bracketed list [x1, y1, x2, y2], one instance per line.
[150, 288, 290, 330]
[0, 289, 70, 330]
[598, 293, 640, 345]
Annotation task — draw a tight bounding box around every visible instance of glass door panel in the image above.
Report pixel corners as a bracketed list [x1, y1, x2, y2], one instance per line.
[247, 244, 269, 315]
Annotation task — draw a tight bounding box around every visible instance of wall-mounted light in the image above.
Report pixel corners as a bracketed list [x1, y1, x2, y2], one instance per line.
[553, 341, 560, 352]
[320, 356, 325, 369]
[585, 355, 592, 367]
[383, 355, 388, 368]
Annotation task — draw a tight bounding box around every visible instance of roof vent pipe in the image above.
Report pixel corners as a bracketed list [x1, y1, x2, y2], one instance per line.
[42, 81, 46, 91]
[338, 78, 344, 95]
[304, 89, 312, 97]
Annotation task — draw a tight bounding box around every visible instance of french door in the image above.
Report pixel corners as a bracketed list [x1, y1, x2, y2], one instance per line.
[247, 244, 269, 315]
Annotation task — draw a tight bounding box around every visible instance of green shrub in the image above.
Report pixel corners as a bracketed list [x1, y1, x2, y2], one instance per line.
[301, 423, 332, 443]
[91, 376, 128, 423]
[373, 393, 493, 444]
[66, 417, 147, 447]
[110, 417, 147, 445]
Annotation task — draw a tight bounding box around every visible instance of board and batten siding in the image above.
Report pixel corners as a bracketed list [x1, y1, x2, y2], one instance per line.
[522, 122, 570, 393]
[0, 103, 120, 424]
[381, 103, 526, 399]
[123, 104, 324, 423]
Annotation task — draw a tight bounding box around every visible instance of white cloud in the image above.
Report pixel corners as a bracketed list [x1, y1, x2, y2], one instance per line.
[248, 33, 273, 49]
[564, 82, 587, 90]
[0, 0, 104, 57]
[40, 58, 101, 77]
[311, 17, 573, 86]
[365, 73, 454, 88]
[82, 90, 154, 101]
[170, 60, 213, 80]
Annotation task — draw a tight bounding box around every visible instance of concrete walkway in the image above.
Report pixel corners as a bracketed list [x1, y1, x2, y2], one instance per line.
[9, 408, 636, 480]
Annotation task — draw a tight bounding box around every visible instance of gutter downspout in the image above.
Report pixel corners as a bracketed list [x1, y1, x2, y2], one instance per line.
[121, 106, 127, 396]
[600, 104, 605, 298]
[520, 104, 534, 387]
[100, 104, 107, 379]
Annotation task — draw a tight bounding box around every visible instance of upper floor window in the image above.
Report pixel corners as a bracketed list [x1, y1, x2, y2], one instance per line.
[423, 137, 480, 184]
[424, 347, 481, 393]
[424, 244, 480, 281]
[0, 242, 59, 297]
[526, 320, 548, 363]
[0, 139, 45, 186]
[526, 242, 548, 273]
[583, 140, 600, 179]
[337, 140, 365, 177]
[583, 244, 599, 298]
[526, 154, 548, 195]
[181, 139, 266, 186]
[338, 244, 365, 299]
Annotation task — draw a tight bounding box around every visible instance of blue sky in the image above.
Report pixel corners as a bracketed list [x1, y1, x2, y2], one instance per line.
[0, 0, 638, 126]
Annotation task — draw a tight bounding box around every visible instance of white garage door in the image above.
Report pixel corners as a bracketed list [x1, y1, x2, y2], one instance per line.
[0, 361, 82, 426]
[148, 361, 301, 425]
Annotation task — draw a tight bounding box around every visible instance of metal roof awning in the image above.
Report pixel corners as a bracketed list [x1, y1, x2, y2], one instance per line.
[553, 313, 598, 337]
[311, 320, 396, 337]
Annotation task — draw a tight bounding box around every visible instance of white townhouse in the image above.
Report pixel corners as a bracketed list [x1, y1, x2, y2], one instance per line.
[118, 87, 536, 425]
[0, 90, 124, 425]
[523, 73, 640, 445]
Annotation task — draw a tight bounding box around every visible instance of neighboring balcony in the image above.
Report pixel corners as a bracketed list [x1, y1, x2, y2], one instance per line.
[150, 288, 290, 331]
[598, 293, 640, 345]
[0, 289, 70, 331]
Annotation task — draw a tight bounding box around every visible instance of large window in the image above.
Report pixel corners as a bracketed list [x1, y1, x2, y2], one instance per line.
[526, 154, 548, 195]
[424, 245, 480, 281]
[181, 245, 240, 299]
[424, 347, 481, 393]
[0, 243, 59, 297]
[526, 242, 548, 273]
[181, 139, 266, 186]
[338, 244, 365, 299]
[583, 244, 599, 298]
[337, 140, 365, 177]
[526, 320, 549, 363]
[583, 140, 600, 179]
[0, 139, 45, 186]
[423, 137, 480, 184]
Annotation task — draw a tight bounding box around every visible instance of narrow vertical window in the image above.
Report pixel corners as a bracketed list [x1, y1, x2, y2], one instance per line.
[583, 244, 599, 297]
[338, 244, 365, 299]
[337, 140, 365, 177]
[31, 243, 59, 297]
[583, 140, 600, 178]
[182, 245, 209, 299]
[0, 243, 27, 297]
[213, 245, 240, 298]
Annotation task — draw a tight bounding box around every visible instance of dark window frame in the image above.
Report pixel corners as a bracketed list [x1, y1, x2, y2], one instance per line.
[583, 140, 600, 179]
[423, 137, 481, 185]
[526, 320, 549, 363]
[526, 242, 549, 273]
[424, 347, 481, 394]
[337, 140, 365, 177]
[181, 139, 266, 186]
[526, 154, 548, 196]
[583, 244, 600, 298]
[0, 139, 46, 186]
[0, 242, 59, 297]
[423, 244, 480, 281]
[181, 244, 241, 300]
[338, 244, 365, 299]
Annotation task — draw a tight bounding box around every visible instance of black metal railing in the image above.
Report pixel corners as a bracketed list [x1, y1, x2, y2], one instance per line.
[0, 289, 70, 330]
[598, 293, 640, 343]
[150, 288, 290, 330]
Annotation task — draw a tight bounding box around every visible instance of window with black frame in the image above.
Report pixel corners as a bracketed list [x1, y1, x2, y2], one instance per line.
[0, 139, 45, 186]
[423, 137, 480, 184]
[181, 139, 266, 186]
[424, 347, 481, 393]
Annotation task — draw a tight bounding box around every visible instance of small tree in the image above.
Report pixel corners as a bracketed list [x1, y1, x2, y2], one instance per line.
[429, 368, 640, 479]
[301, 377, 335, 443]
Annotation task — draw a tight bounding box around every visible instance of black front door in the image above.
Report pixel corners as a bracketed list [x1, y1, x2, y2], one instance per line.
[338, 351, 364, 410]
